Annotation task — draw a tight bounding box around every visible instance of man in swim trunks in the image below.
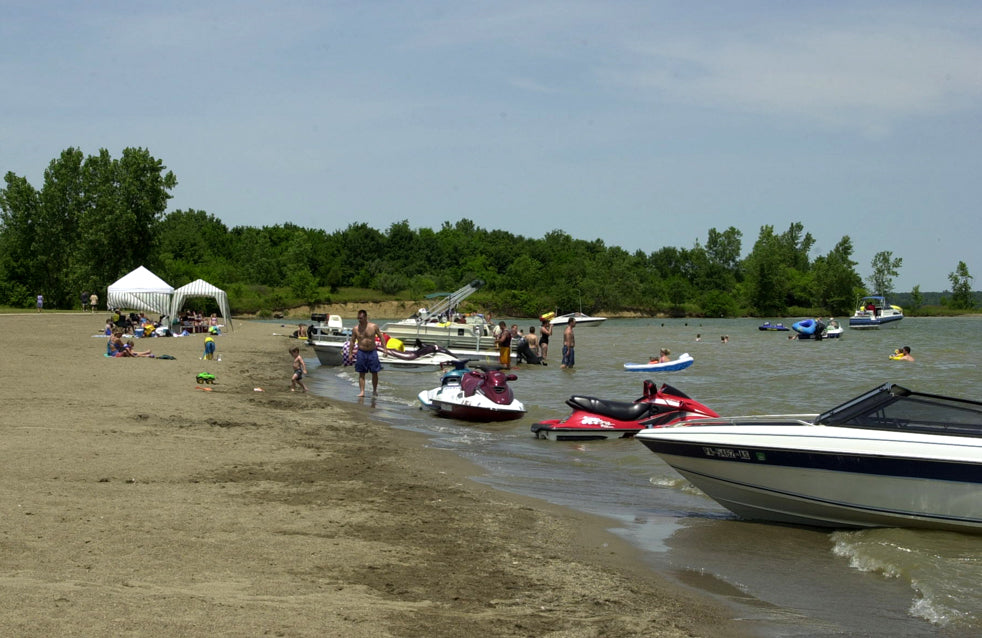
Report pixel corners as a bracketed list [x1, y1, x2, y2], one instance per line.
[561, 317, 576, 369]
[351, 309, 387, 396]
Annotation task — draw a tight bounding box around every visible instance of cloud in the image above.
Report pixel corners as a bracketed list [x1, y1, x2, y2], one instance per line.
[614, 20, 982, 133]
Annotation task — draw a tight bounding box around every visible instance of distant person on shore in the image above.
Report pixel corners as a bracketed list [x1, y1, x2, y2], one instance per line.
[561, 317, 576, 369]
[36, 294, 43, 313]
[351, 309, 386, 396]
[81, 291, 89, 312]
[290, 346, 308, 392]
[539, 319, 552, 360]
[90, 292, 98, 312]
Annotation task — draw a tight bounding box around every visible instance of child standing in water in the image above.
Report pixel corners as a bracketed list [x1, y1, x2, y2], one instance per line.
[290, 347, 308, 392]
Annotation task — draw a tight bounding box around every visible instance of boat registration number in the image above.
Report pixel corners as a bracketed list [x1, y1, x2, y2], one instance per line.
[701, 446, 752, 461]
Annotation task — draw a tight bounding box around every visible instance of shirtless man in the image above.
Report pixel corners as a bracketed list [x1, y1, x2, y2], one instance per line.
[561, 317, 576, 369]
[351, 309, 387, 396]
[524, 326, 539, 356]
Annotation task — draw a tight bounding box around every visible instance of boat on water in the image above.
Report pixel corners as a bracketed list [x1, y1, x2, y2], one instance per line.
[380, 280, 505, 351]
[791, 318, 844, 340]
[418, 361, 526, 422]
[309, 337, 496, 371]
[635, 383, 982, 533]
[549, 311, 607, 327]
[849, 295, 904, 328]
[758, 322, 789, 331]
[623, 353, 694, 372]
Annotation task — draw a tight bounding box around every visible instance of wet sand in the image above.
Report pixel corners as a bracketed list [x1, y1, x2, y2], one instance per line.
[0, 314, 750, 637]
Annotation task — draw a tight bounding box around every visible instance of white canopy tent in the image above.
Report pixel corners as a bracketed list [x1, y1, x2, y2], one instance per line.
[169, 279, 233, 330]
[106, 266, 174, 316]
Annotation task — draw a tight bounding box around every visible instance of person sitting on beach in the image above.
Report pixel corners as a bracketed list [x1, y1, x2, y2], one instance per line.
[108, 330, 153, 357]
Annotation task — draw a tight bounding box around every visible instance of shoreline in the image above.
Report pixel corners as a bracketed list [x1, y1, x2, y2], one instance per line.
[0, 314, 751, 636]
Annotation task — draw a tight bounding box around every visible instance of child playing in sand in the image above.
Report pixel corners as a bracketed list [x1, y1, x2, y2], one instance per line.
[290, 347, 308, 392]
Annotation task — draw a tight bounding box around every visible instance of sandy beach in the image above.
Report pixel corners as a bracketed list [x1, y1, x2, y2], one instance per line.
[0, 314, 747, 637]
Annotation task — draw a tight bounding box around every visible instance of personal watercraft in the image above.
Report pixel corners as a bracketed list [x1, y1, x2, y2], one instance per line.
[418, 361, 526, 422]
[531, 380, 718, 441]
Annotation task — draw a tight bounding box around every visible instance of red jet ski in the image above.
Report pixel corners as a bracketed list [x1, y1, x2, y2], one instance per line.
[531, 380, 718, 441]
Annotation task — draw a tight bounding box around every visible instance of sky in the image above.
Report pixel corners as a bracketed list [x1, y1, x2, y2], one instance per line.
[3, 1, 981, 292]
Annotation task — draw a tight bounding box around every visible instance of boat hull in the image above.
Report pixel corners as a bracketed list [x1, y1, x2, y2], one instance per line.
[848, 314, 904, 328]
[795, 327, 843, 340]
[531, 421, 640, 441]
[310, 340, 498, 369]
[624, 355, 694, 372]
[636, 426, 982, 533]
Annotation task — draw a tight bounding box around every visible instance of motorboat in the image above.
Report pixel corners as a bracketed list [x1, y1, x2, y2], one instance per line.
[310, 338, 486, 371]
[635, 384, 982, 533]
[380, 280, 506, 351]
[758, 322, 789, 331]
[531, 380, 719, 441]
[791, 319, 844, 340]
[418, 361, 526, 422]
[549, 311, 607, 328]
[304, 314, 351, 365]
[623, 353, 694, 372]
[849, 295, 904, 328]
[791, 318, 822, 337]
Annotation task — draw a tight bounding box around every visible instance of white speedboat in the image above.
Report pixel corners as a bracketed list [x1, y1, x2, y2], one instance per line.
[849, 296, 903, 328]
[549, 312, 607, 327]
[304, 313, 351, 365]
[636, 384, 982, 533]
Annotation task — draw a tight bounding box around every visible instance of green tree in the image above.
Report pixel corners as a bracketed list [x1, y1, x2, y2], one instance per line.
[908, 285, 923, 314]
[76, 148, 177, 287]
[947, 261, 975, 310]
[156, 209, 231, 284]
[867, 251, 902, 296]
[810, 236, 862, 315]
[0, 172, 42, 306]
[742, 225, 789, 315]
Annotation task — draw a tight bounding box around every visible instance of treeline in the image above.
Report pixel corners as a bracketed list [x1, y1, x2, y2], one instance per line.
[1, 147, 975, 316]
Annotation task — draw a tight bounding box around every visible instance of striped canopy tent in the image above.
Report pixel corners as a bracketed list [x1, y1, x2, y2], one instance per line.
[169, 279, 233, 330]
[106, 266, 174, 316]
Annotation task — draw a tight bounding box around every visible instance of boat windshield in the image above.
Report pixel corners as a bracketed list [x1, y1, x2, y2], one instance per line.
[817, 384, 982, 437]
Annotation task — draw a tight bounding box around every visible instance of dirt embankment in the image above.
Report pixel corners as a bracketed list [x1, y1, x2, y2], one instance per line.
[258, 301, 656, 321]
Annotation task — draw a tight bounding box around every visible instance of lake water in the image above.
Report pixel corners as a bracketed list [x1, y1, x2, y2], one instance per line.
[299, 316, 982, 637]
